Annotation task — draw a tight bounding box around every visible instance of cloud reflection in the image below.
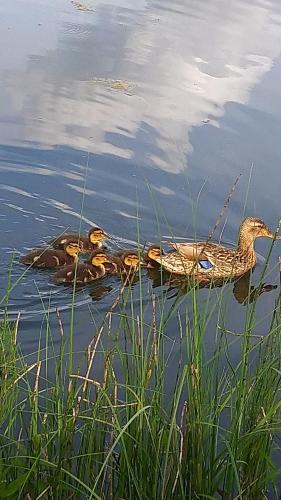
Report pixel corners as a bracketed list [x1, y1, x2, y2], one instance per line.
[0, 0, 281, 174]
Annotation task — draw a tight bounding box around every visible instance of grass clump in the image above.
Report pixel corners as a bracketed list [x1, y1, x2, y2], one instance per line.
[0, 266, 280, 499]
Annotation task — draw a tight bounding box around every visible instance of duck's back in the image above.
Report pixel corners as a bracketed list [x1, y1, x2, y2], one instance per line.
[20, 248, 70, 268]
[50, 234, 90, 250]
[51, 263, 103, 284]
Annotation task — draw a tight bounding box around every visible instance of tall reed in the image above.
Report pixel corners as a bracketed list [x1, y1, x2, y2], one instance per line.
[0, 252, 280, 499]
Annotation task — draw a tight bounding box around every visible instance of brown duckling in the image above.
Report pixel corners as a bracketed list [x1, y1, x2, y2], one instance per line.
[51, 250, 114, 285]
[49, 226, 108, 253]
[87, 250, 121, 274]
[86, 249, 141, 276]
[20, 241, 81, 269]
[143, 245, 165, 268]
[113, 250, 142, 275]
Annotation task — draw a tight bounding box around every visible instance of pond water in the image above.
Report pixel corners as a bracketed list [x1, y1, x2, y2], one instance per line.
[0, 0, 281, 368]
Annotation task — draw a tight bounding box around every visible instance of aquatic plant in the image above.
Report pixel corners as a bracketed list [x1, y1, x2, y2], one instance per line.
[0, 251, 280, 499]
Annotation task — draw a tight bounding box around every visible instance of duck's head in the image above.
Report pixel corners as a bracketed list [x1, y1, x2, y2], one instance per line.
[122, 251, 141, 269]
[146, 245, 164, 261]
[64, 242, 82, 257]
[240, 217, 277, 241]
[90, 250, 111, 267]
[89, 227, 108, 245]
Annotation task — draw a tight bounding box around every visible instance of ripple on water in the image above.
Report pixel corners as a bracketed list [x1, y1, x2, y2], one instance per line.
[63, 22, 93, 37]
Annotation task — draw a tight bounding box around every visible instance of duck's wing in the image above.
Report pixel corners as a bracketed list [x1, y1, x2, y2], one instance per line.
[169, 242, 226, 270]
[20, 248, 64, 268]
[169, 243, 216, 269]
[51, 264, 75, 283]
[169, 242, 209, 259]
[49, 233, 76, 248]
[51, 263, 94, 284]
[49, 233, 89, 250]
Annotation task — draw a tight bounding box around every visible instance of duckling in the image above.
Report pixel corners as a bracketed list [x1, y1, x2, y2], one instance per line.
[20, 241, 81, 269]
[143, 245, 165, 268]
[86, 250, 119, 274]
[113, 250, 142, 274]
[49, 226, 108, 253]
[51, 250, 114, 285]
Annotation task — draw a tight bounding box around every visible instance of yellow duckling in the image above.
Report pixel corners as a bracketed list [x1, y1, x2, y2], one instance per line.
[49, 226, 108, 253]
[51, 250, 114, 285]
[20, 242, 81, 268]
[147, 217, 278, 280]
[112, 250, 142, 274]
[143, 245, 164, 269]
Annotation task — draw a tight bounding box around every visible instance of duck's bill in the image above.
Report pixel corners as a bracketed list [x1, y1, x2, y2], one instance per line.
[262, 227, 280, 239]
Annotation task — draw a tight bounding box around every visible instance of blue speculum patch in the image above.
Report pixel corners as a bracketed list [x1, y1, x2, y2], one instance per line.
[199, 260, 213, 270]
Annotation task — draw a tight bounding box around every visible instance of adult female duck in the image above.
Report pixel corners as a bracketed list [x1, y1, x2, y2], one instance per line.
[147, 217, 278, 280]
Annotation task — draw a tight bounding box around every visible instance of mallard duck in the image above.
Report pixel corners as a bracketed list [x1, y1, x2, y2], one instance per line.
[20, 241, 81, 268]
[51, 250, 114, 285]
[143, 245, 165, 268]
[112, 250, 142, 274]
[148, 218, 278, 279]
[49, 226, 108, 253]
[87, 250, 121, 274]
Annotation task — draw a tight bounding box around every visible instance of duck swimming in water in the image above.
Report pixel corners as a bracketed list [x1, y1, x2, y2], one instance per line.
[143, 245, 165, 269]
[147, 218, 278, 280]
[112, 250, 142, 274]
[49, 226, 108, 253]
[20, 241, 81, 268]
[51, 250, 114, 285]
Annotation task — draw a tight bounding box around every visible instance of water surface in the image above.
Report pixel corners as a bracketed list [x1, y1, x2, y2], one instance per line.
[0, 0, 281, 366]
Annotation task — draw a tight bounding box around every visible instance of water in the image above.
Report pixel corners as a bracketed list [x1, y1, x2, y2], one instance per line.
[0, 0, 281, 361]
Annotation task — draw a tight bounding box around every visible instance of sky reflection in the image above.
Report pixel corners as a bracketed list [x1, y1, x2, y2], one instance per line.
[0, 0, 281, 173]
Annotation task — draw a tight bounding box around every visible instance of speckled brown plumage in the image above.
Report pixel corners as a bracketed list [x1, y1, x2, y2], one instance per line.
[149, 217, 277, 279]
[51, 262, 106, 285]
[20, 242, 81, 269]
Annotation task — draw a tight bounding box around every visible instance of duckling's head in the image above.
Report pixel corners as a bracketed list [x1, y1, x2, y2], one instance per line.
[64, 242, 82, 257]
[240, 217, 277, 241]
[89, 227, 108, 245]
[123, 251, 141, 269]
[147, 245, 164, 261]
[90, 250, 110, 267]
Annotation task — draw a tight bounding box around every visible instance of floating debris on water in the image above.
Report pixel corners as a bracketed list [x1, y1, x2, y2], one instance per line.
[91, 78, 136, 95]
[70, 1, 94, 12]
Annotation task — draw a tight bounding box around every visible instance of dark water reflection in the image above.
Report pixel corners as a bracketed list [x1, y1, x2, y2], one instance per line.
[0, 0, 281, 374]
